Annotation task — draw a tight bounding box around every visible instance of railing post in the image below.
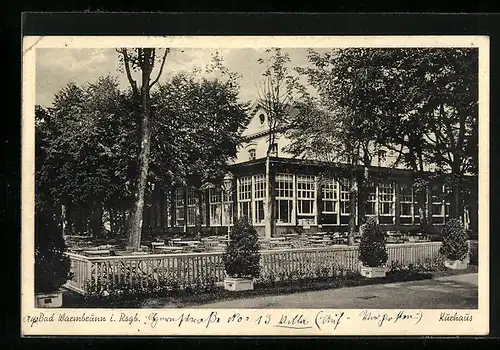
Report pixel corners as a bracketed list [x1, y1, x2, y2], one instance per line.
[85, 259, 92, 294]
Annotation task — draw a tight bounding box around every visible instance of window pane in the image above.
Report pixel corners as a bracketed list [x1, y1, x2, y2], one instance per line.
[341, 201, 351, 214]
[210, 203, 222, 226]
[275, 174, 293, 199]
[432, 204, 443, 216]
[176, 188, 185, 206]
[187, 188, 197, 205]
[379, 202, 393, 215]
[276, 199, 291, 223]
[378, 182, 394, 216]
[299, 200, 313, 214]
[323, 200, 338, 213]
[239, 201, 251, 220]
[222, 203, 233, 225]
[253, 174, 266, 199]
[365, 202, 375, 215]
[187, 207, 196, 226]
[255, 200, 265, 223]
[209, 188, 221, 203]
[238, 176, 252, 201]
[401, 203, 412, 216]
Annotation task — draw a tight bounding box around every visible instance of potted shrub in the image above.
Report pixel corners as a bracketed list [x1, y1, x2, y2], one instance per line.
[223, 216, 261, 291]
[35, 207, 73, 307]
[359, 217, 388, 278]
[440, 218, 469, 270]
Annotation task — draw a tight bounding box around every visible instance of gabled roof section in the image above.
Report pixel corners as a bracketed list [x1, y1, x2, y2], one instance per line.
[241, 99, 299, 139]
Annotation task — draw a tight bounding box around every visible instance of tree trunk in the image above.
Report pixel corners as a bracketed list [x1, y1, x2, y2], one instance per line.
[65, 204, 74, 236]
[264, 156, 275, 239]
[451, 184, 461, 220]
[159, 191, 166, 234]
[357, 166, 369, 226]
[128, 66, 152, 251]
[347, 151, 359, 246]
[195, 191, 202, 240]
[89, 205, 103, 238]
[348, 176, 357, 246]
[417, 189, 428, 231]
[109, 207, 114, 236]
[416, 158, 429, 232]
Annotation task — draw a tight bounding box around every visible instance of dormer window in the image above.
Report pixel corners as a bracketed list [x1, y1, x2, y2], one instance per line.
[258, 113, 266, 125]
[249, 149, 256, 160]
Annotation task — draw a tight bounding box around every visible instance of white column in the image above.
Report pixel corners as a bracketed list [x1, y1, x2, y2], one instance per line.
[337, 179, 341, 226]
[236, 179, 240, 218]
[292, 174, 297, 226]
[314, 176, 318, 225]
[251, 175, 255, 224]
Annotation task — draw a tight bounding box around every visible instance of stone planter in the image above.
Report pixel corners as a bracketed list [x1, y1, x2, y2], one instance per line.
[35, 290, 63, 308]
[223, 277, 254, 291]
[444, 259, 468, 270]
[360, 266, 387, 278]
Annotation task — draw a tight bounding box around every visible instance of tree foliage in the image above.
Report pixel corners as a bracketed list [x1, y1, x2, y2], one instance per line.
[152, 72, 250, 189]
[35, 51, 249, 242]
[288, 47, 478, 224]
[36, 76, 138, 236]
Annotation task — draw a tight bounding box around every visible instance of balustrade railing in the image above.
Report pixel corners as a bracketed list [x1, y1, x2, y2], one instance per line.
[65, 242, 451, 295]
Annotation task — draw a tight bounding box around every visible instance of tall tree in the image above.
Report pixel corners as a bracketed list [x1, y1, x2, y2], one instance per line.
[257, 48, 296, 239]
[288, 49, 383, 244]
[309, 48, 478, 221]
[36, 76, 137, 237]
[116, 48, 169, 251]
[152, 71, 249, 235]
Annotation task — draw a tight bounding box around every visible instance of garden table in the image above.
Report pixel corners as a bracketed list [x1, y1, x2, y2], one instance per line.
[151, 242, 165, 253]
[131, 251, 148, 255]
[83, 250, 110, 257]
[158, 246, 183, 253]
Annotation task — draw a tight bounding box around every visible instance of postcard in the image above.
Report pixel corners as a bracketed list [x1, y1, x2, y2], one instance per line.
[21, 35, 489, 336]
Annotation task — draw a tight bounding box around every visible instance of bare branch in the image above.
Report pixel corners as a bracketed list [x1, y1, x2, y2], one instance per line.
[117, 48, 140, 100]
[149, 48, 170, 89]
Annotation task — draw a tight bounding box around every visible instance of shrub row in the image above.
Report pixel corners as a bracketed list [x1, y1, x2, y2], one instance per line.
[84, 276, 218, 305]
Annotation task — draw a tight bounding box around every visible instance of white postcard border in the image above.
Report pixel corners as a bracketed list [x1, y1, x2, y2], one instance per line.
[21, 35, 490, 336]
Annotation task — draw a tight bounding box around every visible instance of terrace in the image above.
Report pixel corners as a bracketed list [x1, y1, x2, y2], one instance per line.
[63, 234, 478, 296]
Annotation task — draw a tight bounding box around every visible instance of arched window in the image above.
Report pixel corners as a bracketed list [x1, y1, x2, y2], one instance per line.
[259, 113, 266, 125]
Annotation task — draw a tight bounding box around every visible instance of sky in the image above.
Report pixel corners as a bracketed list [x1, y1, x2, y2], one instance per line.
[35, 48, 327, 108]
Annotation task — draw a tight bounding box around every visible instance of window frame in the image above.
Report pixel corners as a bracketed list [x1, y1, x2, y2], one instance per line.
[248, 148, 256, 161]
[297, 175, 316, 217]
[238, 176, 252, 221]
[275, 174, 294, 224]
[175, 188, 185, 227]
[253, 174, 266, 225]
[321, 179, 339, 214]
[378, 182, 395, 217]
[340, 179, 351, 216]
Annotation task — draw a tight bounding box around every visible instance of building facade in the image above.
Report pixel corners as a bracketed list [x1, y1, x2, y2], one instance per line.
[143, 102, 476, 238]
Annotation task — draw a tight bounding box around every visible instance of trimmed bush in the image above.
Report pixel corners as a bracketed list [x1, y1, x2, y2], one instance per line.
[223, 216, 261, 278]
[359, 217, 388, 267]
[35, 207, 73, 294]
[439, 218, 469, 261]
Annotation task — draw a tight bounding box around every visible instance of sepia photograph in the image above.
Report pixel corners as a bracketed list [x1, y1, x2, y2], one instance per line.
[22, 35, 489, 336]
